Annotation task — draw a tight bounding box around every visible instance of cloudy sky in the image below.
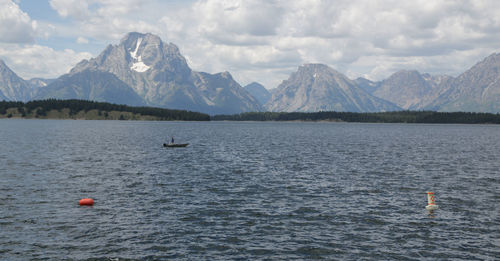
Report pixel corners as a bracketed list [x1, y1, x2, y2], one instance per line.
[1, 0, 499, 88]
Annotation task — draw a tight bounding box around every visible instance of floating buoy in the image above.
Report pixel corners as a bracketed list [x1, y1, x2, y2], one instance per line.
[425, 192, 438, 211]
[79, 198, 94, 206]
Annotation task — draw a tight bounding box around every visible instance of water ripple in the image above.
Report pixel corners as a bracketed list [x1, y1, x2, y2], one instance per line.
[0, 120, 498, 260]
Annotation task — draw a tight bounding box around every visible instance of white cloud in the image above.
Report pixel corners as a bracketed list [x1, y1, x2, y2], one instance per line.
[48, 0, 157, 41]
[0, 44, 92, 79]
[193, 0, 284, 38]
[94, 0, 143, 16]
[76, 36, 89, 44]
[0, 0, 37, 43]
[49, 0, 90, 20]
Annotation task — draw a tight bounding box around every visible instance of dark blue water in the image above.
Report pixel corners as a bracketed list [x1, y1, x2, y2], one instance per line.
[1, 119, 499, 260]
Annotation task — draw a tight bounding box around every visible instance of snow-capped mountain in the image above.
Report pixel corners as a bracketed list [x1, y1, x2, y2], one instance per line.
[66, 32, 262, 114]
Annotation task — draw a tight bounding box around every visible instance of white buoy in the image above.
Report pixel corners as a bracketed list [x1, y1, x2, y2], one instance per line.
[425, 191, 439, 211]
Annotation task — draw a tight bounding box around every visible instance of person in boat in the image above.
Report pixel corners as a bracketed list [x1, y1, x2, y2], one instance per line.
[171, 136, 174, 144]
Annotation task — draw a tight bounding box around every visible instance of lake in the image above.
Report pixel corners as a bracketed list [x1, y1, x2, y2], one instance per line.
[0, 119, 499, 260]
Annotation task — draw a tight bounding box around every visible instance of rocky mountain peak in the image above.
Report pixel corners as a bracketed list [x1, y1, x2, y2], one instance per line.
[0, 59, 32, 101]
[218, 71, 232, 79]
[293, 63, 351, 87]
[0, 59, 15, 76]
[71, 32, 188, 76]
[373, 69, 437, 109]
[481, 52, 500, 64]
[354, 77, 380, 94]
[297, 63, 339, 77]
[299, 63, 330, 71]
[458, 53, 500, 82]
[383, 70, 431, 90]
[120, 32, 161, 47]
[391, 69, 422, 79]
[121, 32, 187, 74]
[266, 63, 399, 112]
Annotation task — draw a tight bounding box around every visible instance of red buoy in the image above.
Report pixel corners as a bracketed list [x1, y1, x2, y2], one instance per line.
[79, 198, 94, 206]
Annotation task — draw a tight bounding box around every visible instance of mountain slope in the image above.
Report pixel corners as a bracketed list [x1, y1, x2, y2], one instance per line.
[265, 64, 400, 112]
[191, 72, 262, 114]
[35, 69, 145, 106]
[0, 60, 32, 101]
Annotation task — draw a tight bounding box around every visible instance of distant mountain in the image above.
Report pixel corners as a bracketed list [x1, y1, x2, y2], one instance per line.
[244, 82, 271, 105]
[28, 78, 55, 89]
[354, 77, 380, 94]
[69, 32, 261, 114]
[372, 70, 452, 110]
[265, 64, 400, 112]
[0, 60, 32, 101]
[35, 69, 145, 106]
[191, 71, 263, 114]
[426, 53, 500, 112]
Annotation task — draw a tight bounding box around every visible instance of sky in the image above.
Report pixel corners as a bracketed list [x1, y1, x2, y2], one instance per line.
[0, 0, 499, 89]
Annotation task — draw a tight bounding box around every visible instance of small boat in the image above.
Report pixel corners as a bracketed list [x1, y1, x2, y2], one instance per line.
[163, 143, 189, 148]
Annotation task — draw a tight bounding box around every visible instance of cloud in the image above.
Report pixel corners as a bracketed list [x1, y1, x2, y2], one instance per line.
[154, 0, 500, 87]
[49, 0, 90, 20]
[0, 0, 37, 43]
[194, 0, 284, 38]
[76, 36, 89, 44]
[48, 0, 157, 40]
[0, 44, 92, 79]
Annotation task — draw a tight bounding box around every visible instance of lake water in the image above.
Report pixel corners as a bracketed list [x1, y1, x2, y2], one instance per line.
[0, 119, 499, 260]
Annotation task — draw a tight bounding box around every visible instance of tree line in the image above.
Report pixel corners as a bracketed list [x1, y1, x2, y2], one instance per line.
[3, 99, 498, 123]
[211, 111, 500, 124]
[0, 99, 210, 121]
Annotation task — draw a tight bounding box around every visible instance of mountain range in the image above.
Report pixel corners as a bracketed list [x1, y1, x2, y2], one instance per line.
[265, 53, 500, 113]
[0, 32, 499, 114]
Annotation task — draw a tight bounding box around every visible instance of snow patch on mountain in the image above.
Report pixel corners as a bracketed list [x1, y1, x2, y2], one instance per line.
[131, 56, 150, 72]
[130, 38, 142, 59]
[203, 96, 215, 106]
[128, 38, 150, 72]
